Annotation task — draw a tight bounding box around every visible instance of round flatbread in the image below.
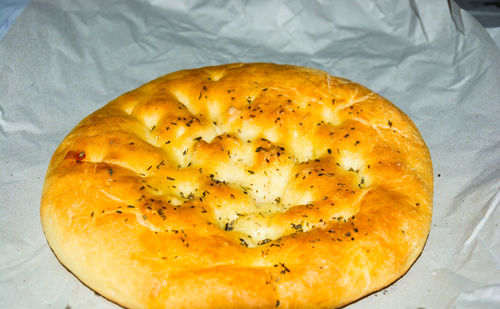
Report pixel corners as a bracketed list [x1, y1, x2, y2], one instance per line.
[41, 63, 433, 308]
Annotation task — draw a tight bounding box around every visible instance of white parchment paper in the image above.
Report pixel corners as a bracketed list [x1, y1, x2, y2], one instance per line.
[1, 0, 499, 308]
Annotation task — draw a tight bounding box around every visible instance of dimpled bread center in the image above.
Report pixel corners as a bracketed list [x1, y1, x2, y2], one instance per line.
[80, 64, 407, 247]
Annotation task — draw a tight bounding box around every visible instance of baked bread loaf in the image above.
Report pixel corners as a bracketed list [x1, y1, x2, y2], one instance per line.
[41, 63, 433, 308]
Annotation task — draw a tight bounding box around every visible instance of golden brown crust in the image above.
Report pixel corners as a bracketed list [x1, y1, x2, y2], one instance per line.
[41, 63, 433, 308]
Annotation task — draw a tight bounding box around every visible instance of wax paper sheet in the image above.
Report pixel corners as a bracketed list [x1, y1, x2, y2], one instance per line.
[1, 0, 499, 308]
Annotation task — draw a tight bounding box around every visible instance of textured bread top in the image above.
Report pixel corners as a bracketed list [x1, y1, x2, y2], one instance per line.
[41, 63, 433, 308]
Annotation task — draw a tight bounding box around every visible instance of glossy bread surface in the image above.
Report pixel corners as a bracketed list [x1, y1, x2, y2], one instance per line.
[41, 63, 433, 308]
